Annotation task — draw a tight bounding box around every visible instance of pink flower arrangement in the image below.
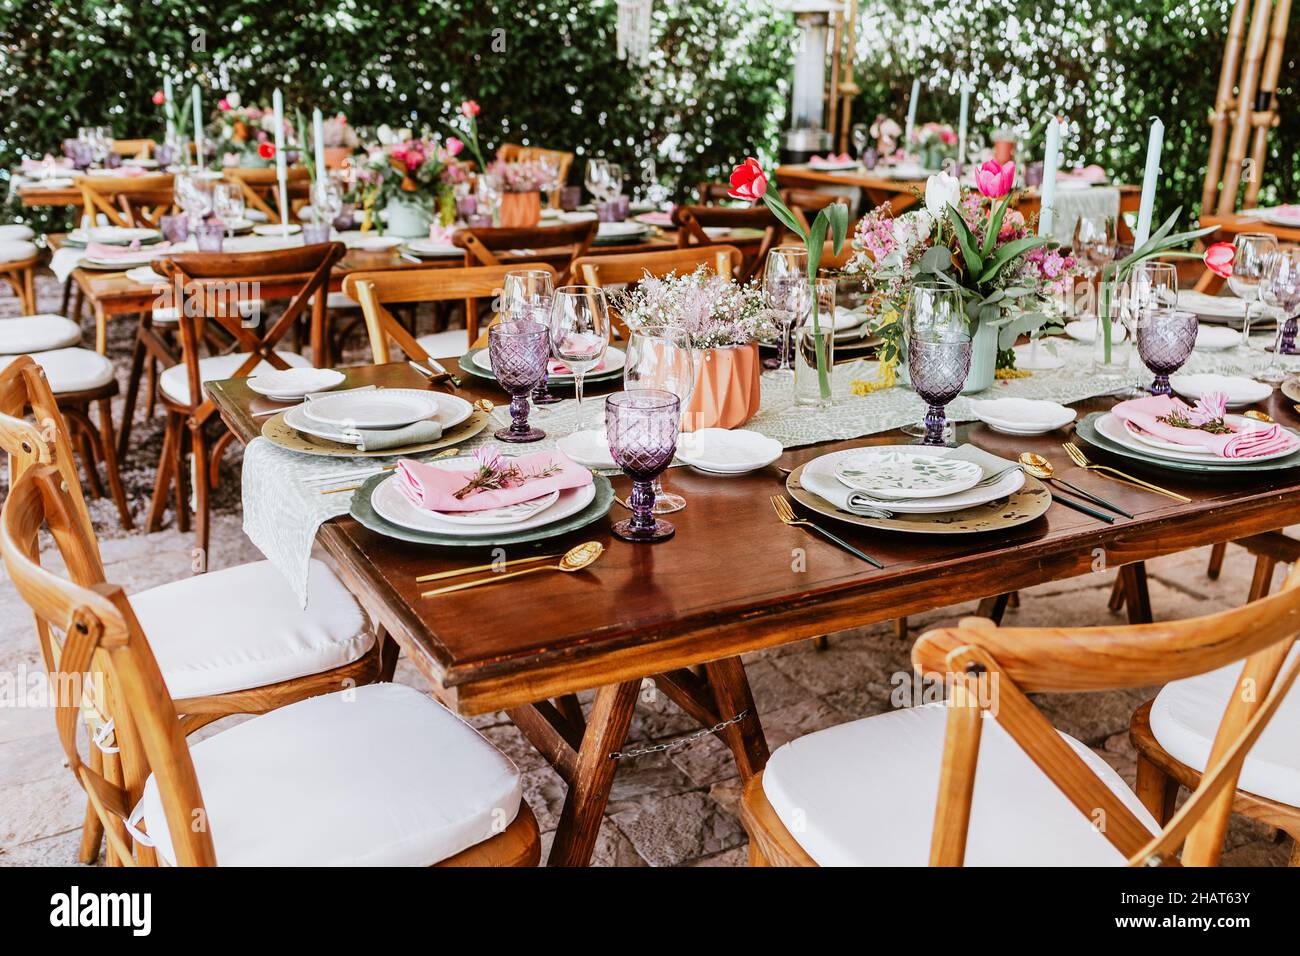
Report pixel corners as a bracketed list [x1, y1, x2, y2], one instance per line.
[445, 136, 464, 158]
[487, 158, 553, 192]
[975, 160, 1015, 199]
[1187, 391, 1228, 427]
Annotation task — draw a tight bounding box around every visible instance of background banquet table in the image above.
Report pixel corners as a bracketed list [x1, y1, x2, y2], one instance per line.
[207, 360, 1300, 865]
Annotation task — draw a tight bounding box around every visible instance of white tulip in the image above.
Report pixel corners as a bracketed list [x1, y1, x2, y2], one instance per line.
[376, 124, 395, 146]
[924, 172, 961, 220]
[225, 91, 241, 109]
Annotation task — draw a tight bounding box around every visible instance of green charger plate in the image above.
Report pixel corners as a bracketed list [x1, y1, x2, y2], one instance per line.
[456, 347, 625, 387]
[1075, 412, 1300, 475]
[349, 470, 614, 547]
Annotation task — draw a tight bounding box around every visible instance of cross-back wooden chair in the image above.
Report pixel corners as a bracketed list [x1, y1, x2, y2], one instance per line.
[497, 143, 574, 208]
[137, 243, 344, 558]
[452, 220, 596, 341]
[78, 174, 176, 228]
[221, 166, 311, 222]
[743, 570, 1300, 866]
[345, 262, 555, 362]
[696, 182, 742, 205]
[671, 204, 783, 282]
[109, 139, 155, 160]
[0, 356, 390, 865]
[0, 243, 39, 315]
[572, 245, 744, 341]
[0, 464, 538, 867]
[780, 187, 853, 235]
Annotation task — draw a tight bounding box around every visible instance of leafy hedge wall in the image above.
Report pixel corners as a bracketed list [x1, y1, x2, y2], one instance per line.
[847, 0, 1298, 225]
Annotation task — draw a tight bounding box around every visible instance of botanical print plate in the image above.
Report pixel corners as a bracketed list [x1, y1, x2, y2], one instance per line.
[788, 465, 1050, 535]
[832, 449, 982, 499]
[261, 408, 489, 458]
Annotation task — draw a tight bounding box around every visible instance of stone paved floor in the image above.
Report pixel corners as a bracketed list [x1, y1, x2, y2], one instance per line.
[0, 271, 1294, 866]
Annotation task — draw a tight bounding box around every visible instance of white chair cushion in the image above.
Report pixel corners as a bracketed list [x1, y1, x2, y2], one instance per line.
[0, 239, 38, 262]
[128, 559, 373, 700]
[0, 224, 35, 241]
[762, 703, 1159, 866]
[417, 329, 471, 359]
[159, 350, 310, 404]
[136, 683, 523, 866]
[327, 290, 360, 309]
[151, 298, 267, 325]
[1150, 645, 1300, 808]
[0, 315, 81, 354]
[0, 348, 114, 393]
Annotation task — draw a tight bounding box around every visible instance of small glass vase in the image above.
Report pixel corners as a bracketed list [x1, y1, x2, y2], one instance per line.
[794, 325, 834, 408]
[1091, 312, 1131, 378]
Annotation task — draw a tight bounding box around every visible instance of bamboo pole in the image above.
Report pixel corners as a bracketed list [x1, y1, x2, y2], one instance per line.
[1217, 0, 1274, 215]
[1244, 0, 1291, 207]
[828, 8, 843, 144]
[835, 0, 861, 154]
[1202, 0, 1252, 213]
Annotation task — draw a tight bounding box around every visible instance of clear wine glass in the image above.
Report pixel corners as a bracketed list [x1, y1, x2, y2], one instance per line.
[851, 124, 869, 160]
[763, 246, 810, 372]
[1233, 232, 1280, 362]
[1254, 249, 1300, 384]
[501, 269, 559, 405]
[606, 389, 681, 543]
[212, 182, 245, 239]
[1111, 261, 1178, 397]
[311, 178, 343, 228]
[624, 325, 695, 514]
[584, 159, 609, 204]
[1074, 215, 1117, 317]
[605, 163, 625, 200]
[549, 286, 611, 428]
[902, 281, 967, 439]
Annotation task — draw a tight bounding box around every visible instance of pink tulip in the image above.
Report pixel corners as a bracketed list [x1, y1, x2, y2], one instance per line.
[974, 160, 1015, 199]
[218, 98, 231, 111]
[728, 157, 768, 202]
[446, 137, 464, 158]
[1204, 242, 1235, 278]
[460, 100, 480, 118]
[151, 90, 166, 106]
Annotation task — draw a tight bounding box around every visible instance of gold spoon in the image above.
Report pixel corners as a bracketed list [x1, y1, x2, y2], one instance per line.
[1244, 409, 1276, 424]
[473, 399, 495, 414]
[421, 541, 604, 597]
[1017, 452, 1134, 518]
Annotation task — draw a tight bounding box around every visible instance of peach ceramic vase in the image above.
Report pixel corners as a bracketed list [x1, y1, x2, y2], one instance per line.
[499, 190, 542, 228]
[682, 343, 762, 431]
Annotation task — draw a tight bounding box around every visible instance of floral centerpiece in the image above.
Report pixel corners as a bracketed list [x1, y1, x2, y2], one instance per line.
[910, 122, 958, 169]
[355, 132, 462, 236]
[486, 157, 552, 228]
[844, 161, 1079, 392]
[209, 94, 294, 168]
[614, 266, 777, 429]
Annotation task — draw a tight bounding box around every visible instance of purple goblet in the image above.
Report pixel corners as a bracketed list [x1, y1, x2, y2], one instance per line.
[1135, 307, 1197, 396]
[195, 219, 224, 253]
[160, 214, 189, 244]
[606, 390, 681, 542]
[907, 332, 972, 446]
[488, 321, 550, 442]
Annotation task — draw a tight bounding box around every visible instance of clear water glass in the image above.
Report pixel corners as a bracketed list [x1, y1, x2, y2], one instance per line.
[794, 278, 837, 407]
[606, 389, 681, 543]
[549, 286, 611, 428]
[311, 178, 343, 228]
[1254, 248, 1300, 383]
[763, 246, 810, 372]
[1231, 232, 1278, 352]
[212, 182, 244, 238]
[1074, 215, 1117, 317]
[624, 325, 695, 513]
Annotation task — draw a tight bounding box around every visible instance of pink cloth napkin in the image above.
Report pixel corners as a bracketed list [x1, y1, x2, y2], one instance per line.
[84, 241, 170, 259]
[1060, 164, 1106, 184]
[549, 358, 605, 375]
[809, 153, 854, 166]
[394, 450, 593, 512]
[636, 211, 673, 226]
[21, 156, 71, 170]
[1111, 395, 1298, 459]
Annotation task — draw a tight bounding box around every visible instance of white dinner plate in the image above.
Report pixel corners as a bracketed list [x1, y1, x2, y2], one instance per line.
[802, 447, 1025, 514]
[247, 368, 347, 401]
[1260, 206, 1300, 228]
[1013, 342, 1064, 370]
[284, 390, 471, 443]
[69, 226, 162, 245]
[303, 389, 444, 429]
[405, 238, 462, 257]
[806, 159, 861, 172]
[1064, 319, 1127, 344]
[832, 448, 983, 499]
[555, 429, 618, 470]
[1169, 373, 1272, 409]
[369, 466, 595, 537]
[430, 488, 560, 526]
[1176, 290, 1247, 322]
[1195, 326, 1242, 351]
[124, 266, 166, 285]
[342, 232, 403, 251]
[83, 250, 162, 269]
[676, 428, 783, 474]
[472, 345, 626, 380]
[253, 223, 301, 236]
[596, 221, 649, 240]
[969, 398, 1076, 435]
[1097, 412, 1298, 464]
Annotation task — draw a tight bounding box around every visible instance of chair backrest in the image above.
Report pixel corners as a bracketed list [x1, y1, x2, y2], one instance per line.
[573, 245, 744, 340]
[672, 204, 782, 282]
[496, 144, 575, 208]
[343, 263, 556, 365]
[911, 572, 1300, 866]
[779, 188, 852, 234]
[109, 139, 155, 160]
[453, 219, 597, 285]
[221, 166, 312, 222]
[696, 182, 741, 205]
[155, 242, 346, 412]
[0, 465, 216, 866]
[79, 174, 176, 228]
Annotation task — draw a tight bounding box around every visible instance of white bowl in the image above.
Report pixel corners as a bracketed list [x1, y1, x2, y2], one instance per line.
[970, 398, 1076, 435]
[676, 428, 783, 474]
[247, 367, 346, 401]
[1169, 372, 1273, 409]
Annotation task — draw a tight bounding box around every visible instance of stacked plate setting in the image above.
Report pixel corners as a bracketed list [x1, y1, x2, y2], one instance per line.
[1092, 411, 1299, 466]
[282, 388, 472, 445]
[465, 345, 627, 383]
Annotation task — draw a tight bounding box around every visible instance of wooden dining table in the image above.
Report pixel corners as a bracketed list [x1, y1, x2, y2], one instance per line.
[205, 359, 1300, 865]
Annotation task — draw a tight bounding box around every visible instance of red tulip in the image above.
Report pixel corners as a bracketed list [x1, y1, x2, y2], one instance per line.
[152, 90, 166, 106]
[728, 157, 768, 202]
[460, 100, 480, 118]
[258, 142, 276, 160]
[1204, 242, 1235, 278]
[974, 160, 1015, 199]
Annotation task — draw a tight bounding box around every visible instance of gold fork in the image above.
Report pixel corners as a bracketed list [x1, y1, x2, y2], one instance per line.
[1061, 442, 1190, 503]
[770, 495, 883, 568]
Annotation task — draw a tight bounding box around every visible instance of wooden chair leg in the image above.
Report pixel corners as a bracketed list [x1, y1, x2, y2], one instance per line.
[118, 326, 149, 462]
[145, 359, 158, 417]
[77, 744, 106, 864]
[1290, 835, 1300, 868]
[546, 680, 639, 867]
[1120, 563, 1153, 624]
[1134, 753, 1180, 826]
[1248, 555, 1278, 602]
[1108, 575, 1126, 612]
[190, 423, 211, 566]
[60, 275, 73, 315]
[145, 411, 181, 533]
[95, 398, 133, 531]
[65, 409, 105, 499]
[811, 636, 829, 650]
[21, 265, 35, 315]
[174, 424, 190, 534]
[894, 617, 908, 639]
[1207, 541, 1228, 580]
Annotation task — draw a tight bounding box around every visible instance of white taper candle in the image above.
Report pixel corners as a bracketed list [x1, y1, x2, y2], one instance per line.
[1132, 117, 1164, 249]
[191, 86, 204, 169]
[1038, 116, 1062, 239]
[272, 88, 288, 234]
[905, 78, 920, 148]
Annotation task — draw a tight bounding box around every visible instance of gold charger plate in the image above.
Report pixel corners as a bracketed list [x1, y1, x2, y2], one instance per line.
[1281, 377, 1300, 405]
[261, 408, 490, 458]
[785, 464, 1051, 534]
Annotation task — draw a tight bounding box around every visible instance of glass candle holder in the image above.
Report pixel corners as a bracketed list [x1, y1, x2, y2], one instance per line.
[160, 214, 189, 244]
[606, 389, 681, 542]
[488, 321, 550, 442]
[302, 221, 331, 245]
[195, 219, 224, 253]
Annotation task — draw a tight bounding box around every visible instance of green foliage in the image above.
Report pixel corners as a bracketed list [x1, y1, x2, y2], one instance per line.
[848, 0, 1298, 225]
[0, 0, 795, 230]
